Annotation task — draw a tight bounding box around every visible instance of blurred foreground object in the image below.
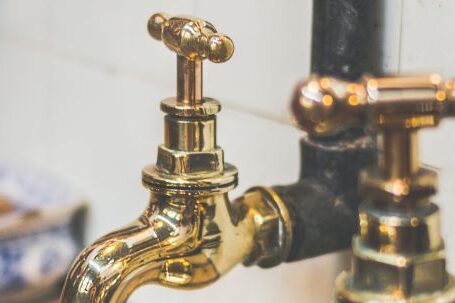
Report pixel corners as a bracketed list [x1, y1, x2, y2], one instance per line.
[0, 163, 87, 303]
[292, 74, 455, 302]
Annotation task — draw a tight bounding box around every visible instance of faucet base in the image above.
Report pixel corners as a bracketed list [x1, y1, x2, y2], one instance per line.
[335, 200, 454, 303]
[336, 272, 455, 303]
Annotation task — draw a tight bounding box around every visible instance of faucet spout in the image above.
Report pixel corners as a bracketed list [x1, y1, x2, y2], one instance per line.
[61, 189, 289, 303]
[60, 194, 200, 302]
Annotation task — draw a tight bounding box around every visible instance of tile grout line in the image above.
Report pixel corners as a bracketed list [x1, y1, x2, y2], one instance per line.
[397, 0, 404, 73]
[0, 31, 173, 90]
[222, 103, 292, 127]
[0, 32, 290, 126]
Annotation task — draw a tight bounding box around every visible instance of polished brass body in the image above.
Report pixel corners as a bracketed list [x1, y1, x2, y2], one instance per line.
[292, 75, 455, 302]
[60, 14, 292, 303]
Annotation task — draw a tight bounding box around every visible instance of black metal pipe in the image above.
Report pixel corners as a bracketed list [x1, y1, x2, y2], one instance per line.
[277, 136, 374, 261]
[274, 0, 382, 262]
[311, 0, 383, 81]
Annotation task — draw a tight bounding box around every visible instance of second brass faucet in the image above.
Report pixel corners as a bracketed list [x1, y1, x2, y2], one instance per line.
[292, 74, 455, 302]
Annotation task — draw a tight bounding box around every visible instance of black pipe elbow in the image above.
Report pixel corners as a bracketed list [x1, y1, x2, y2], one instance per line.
[275, 135, 375, 262]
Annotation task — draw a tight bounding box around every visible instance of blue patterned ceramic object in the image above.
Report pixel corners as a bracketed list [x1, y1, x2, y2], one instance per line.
[0, 163, 87, 303]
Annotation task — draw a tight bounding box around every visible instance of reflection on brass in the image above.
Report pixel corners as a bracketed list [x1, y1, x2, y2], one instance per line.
[293, 75, 455, 302]
[60, 13, 291, 303]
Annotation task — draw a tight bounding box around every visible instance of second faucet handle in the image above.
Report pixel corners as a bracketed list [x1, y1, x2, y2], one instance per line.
[148, 13, 234, 63]
[291, 75, 455, 138]
[291, 75, 455, 204]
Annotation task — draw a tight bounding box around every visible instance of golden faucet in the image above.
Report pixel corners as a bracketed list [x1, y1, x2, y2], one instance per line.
[60, 11, 390, 303]
[292, 75, 455, 302]
[59, 13, 293, 303]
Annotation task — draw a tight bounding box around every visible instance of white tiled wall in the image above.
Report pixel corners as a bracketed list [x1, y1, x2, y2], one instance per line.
[0, 1, 454, 302]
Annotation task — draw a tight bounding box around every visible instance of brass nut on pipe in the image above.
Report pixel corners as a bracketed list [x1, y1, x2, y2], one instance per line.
[239, 187, 293, 268]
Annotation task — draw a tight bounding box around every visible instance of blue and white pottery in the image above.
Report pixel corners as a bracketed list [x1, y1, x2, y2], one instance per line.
[0, 163, 87, 303]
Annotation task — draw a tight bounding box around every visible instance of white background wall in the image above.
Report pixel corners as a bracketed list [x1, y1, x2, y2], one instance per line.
[0, 1, 454, 302]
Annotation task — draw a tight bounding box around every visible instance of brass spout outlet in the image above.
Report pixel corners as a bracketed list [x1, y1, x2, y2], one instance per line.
[60, 13, 291, 303]
[293, 75, 455, 302]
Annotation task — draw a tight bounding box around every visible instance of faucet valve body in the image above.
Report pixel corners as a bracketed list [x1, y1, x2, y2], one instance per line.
[143, 13, 237, 195]
[142, 95, 238, 195]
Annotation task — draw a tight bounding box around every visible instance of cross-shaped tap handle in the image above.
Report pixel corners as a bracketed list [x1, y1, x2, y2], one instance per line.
[147, 13, 234, 105]
[291, 75, 455, 138]
[148, 13, 234, 63]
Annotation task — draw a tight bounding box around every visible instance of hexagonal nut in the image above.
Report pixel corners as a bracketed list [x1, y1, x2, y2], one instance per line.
[359, 166, 438, 204]
[359, 202, 442, 253]
[352, 239, 448, 296]
[237, 187, 293, 268]
[336, 271, 455, 303]
[156, 145, 224, 175]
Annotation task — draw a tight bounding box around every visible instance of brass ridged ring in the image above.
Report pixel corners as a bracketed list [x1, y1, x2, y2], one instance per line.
[160, 97, 221, 117]
[142, 163, 238, 196]
[246, 186, 294, 268]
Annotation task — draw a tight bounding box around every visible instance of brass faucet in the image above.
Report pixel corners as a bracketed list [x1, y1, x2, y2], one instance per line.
[60, 11, 389, 303]
[59, 13, 293, 303]
[292, 75, 455, 302]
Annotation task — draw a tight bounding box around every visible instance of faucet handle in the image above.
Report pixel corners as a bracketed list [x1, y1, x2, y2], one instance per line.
[290, 76, 367, 138]
[291, 75, 455, 138]
[291, 75, 455, 203]
[148, 13, 234, 63]
[143, 12, 238, 189]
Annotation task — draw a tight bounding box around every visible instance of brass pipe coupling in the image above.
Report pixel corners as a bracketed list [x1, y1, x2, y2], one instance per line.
[291, 75, 455, 302]
[60, 13, 292, 303]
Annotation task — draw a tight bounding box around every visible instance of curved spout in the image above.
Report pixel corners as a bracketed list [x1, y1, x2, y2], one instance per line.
[60, 191, 281, 303]
[60, 194, 202, 302]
